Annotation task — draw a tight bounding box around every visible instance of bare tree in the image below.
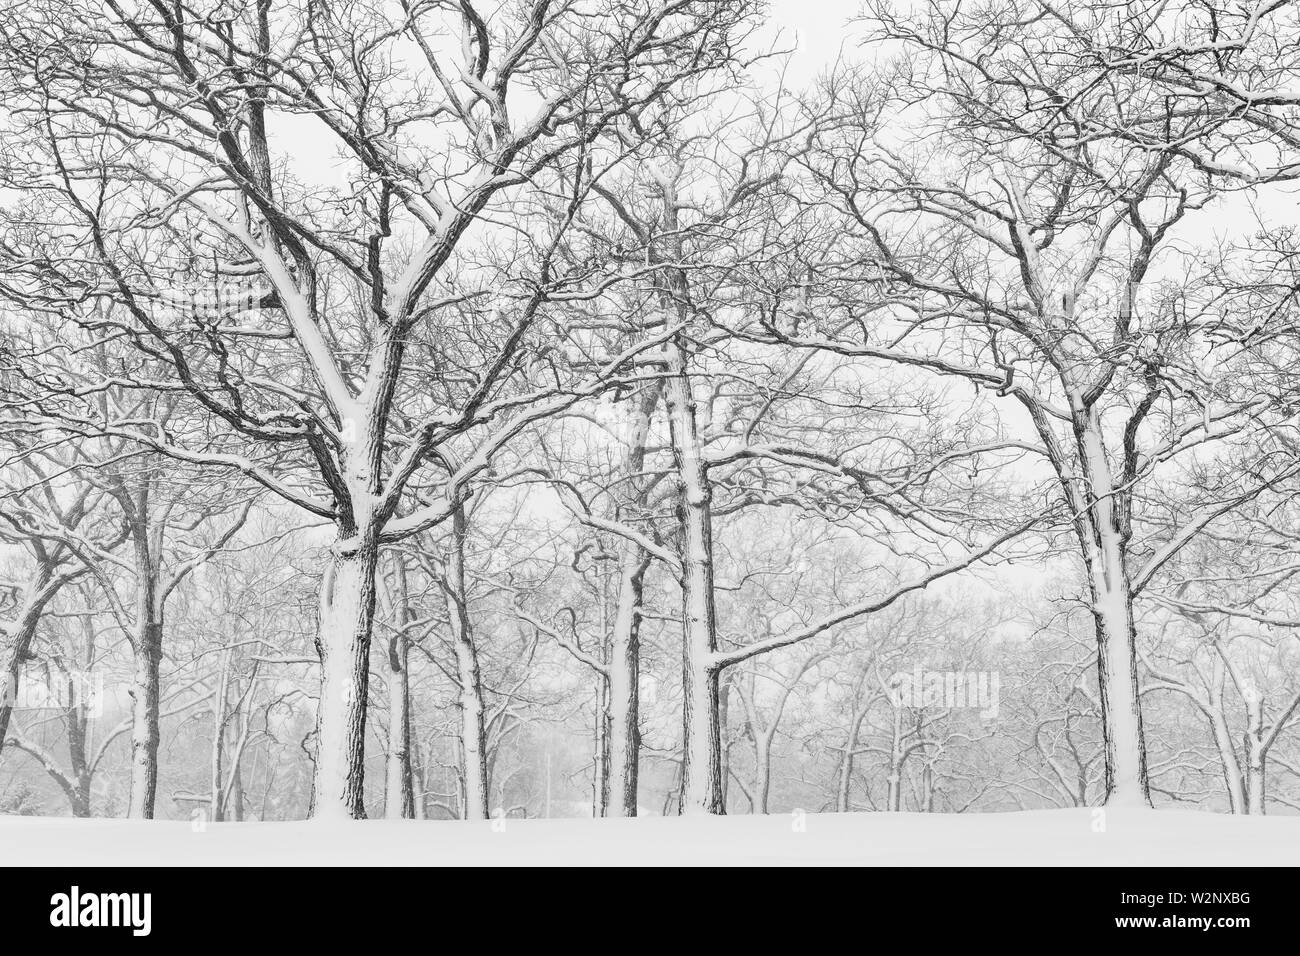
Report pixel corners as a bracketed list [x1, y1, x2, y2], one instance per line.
[0, 0, 759, 818]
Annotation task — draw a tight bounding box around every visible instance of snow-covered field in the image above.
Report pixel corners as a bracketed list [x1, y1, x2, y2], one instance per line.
[2, 808, 1297, 866]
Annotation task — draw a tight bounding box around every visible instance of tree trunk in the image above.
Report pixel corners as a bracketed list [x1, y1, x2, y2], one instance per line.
[127, 618, 162, 819]
[210, 647, 231, 822]
[230, 759, 245, 822]
[69, 779, 92, 818]
[836, 679, 871, 813]
[664, 338, 724, 815]
[1074, 414, 1151, 807]
[836, 749, 854, 813]
[378, 556, 416, 820]
[886, 705, 905, 812]
[384, 632, 414, 820]
[604, 380, 661, 817]
[754, 730, 773, 815]
[1209, 711, 1246, 814]
[1205, 658, 1245, 813]
[1245, 744, 1266, 815]
[66, 671, 92, 818]
[1244, 692, 1266, 814]
[452, 641, 489, 819]
[606, 550, 649, 817]
[719, 673, 733, 810]
[594, 680, 610, 816]
[445, 505, 489, 821]
[411, 734, 427, 820]
[920, 755, 936, 812]
[592, 573, 610, 817]
[313, 539, 379, 820]
[1090, 575, 1148, 806]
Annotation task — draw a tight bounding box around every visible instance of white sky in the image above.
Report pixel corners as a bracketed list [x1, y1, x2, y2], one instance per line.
[765, 0, 866, 81]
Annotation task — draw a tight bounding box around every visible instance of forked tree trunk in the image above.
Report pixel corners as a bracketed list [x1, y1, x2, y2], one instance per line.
[835, 668, 873, 813]
[604, 381, 661, 817]
[1209, 712, 1246, 814]
[835, 720, 862, 813]
[738, 675, 775, 814]
[664, 336, 724, 815]
[1206, 662, 1246, 814]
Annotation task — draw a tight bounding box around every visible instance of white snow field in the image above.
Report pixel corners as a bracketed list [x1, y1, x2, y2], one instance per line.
[2, 808, 1297, 866]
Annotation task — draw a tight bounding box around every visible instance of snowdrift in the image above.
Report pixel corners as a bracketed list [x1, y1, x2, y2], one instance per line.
[2, 808, 1297, 866]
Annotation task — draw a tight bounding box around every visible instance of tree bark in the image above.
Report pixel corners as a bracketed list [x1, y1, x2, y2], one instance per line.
[1075, 414, 1150, 807]
[209, 646, 231, 822]
[1209, 711, 1246, 814]
[382, 558, 415, 820]
[606, 550, 650, 817]
[445, 505, 489, 821]
[1244, 691, 1267, 814]
[384, 631, 414, 820]
[1208, 662, 1246, 814]
[313, 539, 379, 820]
[664, 337, 725, 815]
[127, 618, 162, 819]
[886, 705, 904, 812]
[603, 381, 661, 816]
[835, 668, 873, 813]
[65, 677, 92, 818]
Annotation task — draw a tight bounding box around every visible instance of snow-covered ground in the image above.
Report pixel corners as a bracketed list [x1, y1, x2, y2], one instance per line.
[2, 808, 1297, 865]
